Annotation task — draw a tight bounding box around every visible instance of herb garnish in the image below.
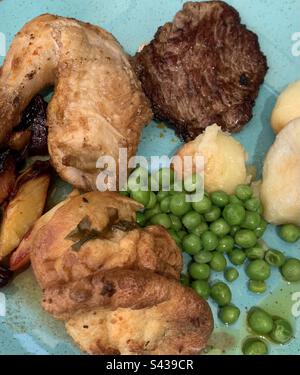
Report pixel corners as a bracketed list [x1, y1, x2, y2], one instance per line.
[111, 221, 139, 232]
[66, 215, 138, 252]
[65, 216, 104, 251]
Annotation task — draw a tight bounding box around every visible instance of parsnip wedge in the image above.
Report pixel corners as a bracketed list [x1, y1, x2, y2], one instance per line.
[9, 189, 80, 271]
[0, 167, 50, 259]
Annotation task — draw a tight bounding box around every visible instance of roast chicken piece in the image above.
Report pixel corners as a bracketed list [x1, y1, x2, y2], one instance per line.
[0, 14, 152, 190]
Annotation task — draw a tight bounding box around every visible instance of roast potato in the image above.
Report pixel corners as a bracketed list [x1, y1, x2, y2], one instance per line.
[0, 150, 16, 205]
[261, 118, 300, 225]
[271, 80, 300, 134]
[0, 162, 51, 259]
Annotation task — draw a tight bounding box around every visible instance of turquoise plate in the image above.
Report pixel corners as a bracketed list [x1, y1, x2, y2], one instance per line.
[0, 0, 300, 355]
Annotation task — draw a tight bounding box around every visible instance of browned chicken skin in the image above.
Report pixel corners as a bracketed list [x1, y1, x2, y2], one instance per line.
[0, 14, 152, 190]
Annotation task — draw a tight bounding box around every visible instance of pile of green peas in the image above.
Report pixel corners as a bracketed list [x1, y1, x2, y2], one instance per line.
[242, 307, 293, 355]
[125, 167, 300, 354]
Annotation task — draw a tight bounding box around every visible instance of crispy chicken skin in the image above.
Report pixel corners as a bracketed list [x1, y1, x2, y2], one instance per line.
[29, 192, 182, 290]
[64, 269, 213, 355]
[0, 14, 152, 190]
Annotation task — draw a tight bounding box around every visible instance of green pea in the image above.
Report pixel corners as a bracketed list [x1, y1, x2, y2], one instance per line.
[223, 204, 246, 226]
[169, 193, 192, 217]
[229, 195, 243, 205]
[156, 191, 169, 202]
[189, 263, 210, 280]
[246, 260, 271, 281]
[194, 251, 213, 264]
[235, 229, 257, 248]
[216, 236, 234, 253]
[210, 252, 227, 272]
[248, 280, 267, 294]
[224, 267, 239, 282]
[144, 204, 161, 220]
[146, 192, 157, 209]
[219, 305, 240, 325]
[182, 234, 202, 255]
[281, 258, 300, 282]
[191, 222, 209, 237]
[241, 211, 261, 230]
[235, 184, 252, 201]
[242, 338, 268, 355]
[247, 307, 273, 334]
[201, 231, 219, 251]
[131, 190, 150, 206]
[279, 224, 300, 243]
[192, 196, 212, 214]
[151, 168, 174, 190]
[136, 212, 147, 227]
[255, 219, 268, 238]
[168, 183, 180, 196]
[204, 206, 221, 222]
[229, 249, 246, 265]
[265, 249, 286, 267]
[160, 196, 171, 213]
[180, 273, 190, 286]
[246, 246, 265, 260]
[177, 230, 188, 241]
[210, 282, 232, 306]
[184, 173, 202, 193]
[119, 190, 130, 197]
[230, 225, 240, 237]
[168, 229, 182, 246]
[211, 191, 229, 207]
[182, 211, 202, 230]
[128, 167, 149, 191]
[191, 280, 210, 299]
[269, 318, 293, 344]
[210, 218, 231, 237]
[169, 214, 183, 231]
[244, 197, 262, 212]
[150, 213, 172, 229]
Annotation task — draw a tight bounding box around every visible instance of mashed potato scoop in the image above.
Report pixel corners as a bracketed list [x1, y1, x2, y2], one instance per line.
[175, 124, 248, 194]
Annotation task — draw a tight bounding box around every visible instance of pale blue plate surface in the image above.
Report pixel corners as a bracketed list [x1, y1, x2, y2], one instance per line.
[0, 0, 300, 355]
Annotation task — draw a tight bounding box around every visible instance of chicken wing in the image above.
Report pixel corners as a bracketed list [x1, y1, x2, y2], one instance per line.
[0, 14, 152, 190]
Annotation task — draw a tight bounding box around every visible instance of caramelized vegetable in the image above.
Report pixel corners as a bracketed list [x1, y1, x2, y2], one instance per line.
[0, 150, 16, 205]
[0, 161, 51, 260]
[8, 130, 32, 152]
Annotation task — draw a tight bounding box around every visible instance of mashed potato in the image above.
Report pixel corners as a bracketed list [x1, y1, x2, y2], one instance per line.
[175, 124, 248, 194]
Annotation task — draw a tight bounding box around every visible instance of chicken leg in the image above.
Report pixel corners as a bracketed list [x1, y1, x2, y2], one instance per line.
[0, 14, 152, 190]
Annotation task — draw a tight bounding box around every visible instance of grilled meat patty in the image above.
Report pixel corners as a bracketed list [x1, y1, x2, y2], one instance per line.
[133, 1, 268, 141]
